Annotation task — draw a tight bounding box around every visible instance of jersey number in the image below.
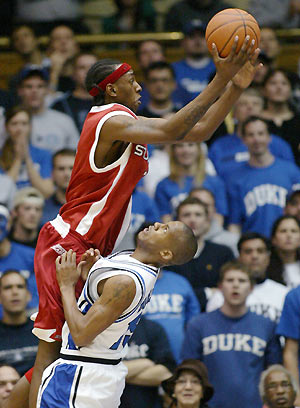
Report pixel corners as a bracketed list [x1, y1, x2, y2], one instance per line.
[110, 314, 142, 350]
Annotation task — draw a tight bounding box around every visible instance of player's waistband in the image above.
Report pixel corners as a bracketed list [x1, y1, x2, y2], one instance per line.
[60, 353, 122, 365]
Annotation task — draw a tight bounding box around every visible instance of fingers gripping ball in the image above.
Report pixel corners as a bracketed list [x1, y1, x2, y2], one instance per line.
[205, 8, 260, 57]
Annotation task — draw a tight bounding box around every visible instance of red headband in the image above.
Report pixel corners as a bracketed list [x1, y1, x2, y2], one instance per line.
[89, 63, 132, 97]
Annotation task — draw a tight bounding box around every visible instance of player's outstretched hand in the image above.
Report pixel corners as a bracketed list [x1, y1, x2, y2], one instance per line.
[211, 35, 257, 83]
[56, 249, 79, 289]
[78, 248, 101, 281]
[231, 47, 262, 90]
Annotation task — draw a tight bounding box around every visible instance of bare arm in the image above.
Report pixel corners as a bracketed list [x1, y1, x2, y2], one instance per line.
[126, 364, 172, 386]
[101, 38, 258, 146]
[124, 358, 155, 380]
[56, 250, 136, 347]
[283, 338, 300, 385]
[24, 155, 54, 198]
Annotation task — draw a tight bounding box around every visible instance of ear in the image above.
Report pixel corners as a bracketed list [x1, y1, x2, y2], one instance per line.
[106, 83, 117, 97]
[159, 249, 173, 263]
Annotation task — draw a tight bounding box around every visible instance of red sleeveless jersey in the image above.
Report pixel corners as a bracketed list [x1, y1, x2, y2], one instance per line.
[55, 103, 148, 256]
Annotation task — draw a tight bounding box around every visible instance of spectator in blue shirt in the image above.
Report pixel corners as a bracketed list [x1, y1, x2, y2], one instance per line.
[208, 88, 295, 182]
[0, 106, 53, 198]
[171, 20, 216, 106]
[0, 203, 37, 319]
[181, 260, 282, 408]
[155, 143, 227, 224]
[226, 116, 300, 237]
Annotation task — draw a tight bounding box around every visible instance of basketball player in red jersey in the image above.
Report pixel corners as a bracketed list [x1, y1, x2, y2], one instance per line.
[9, 36, 260, 408]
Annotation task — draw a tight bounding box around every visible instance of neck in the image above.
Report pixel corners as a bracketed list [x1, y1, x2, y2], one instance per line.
[2, 311, 27, 325]
[0, 238, 11, 257]
[277, 248, 297, 264]
[73, 86, 92, 99]
[248, 151, 274, 167]
[30, 105, 45, 115]
[23, 49, 43, 65]
[177, 401, 200, 408]
[55, 188, 67, 204]
[266, 100, 291, 115]
[13, 224, 37, 243]
[221, 302, 248, 318]
[130, 249, 159, 268]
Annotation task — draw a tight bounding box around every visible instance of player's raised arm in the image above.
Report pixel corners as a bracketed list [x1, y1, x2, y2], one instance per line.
[56, 250, 136, 347]
[90, 37, 258, 147]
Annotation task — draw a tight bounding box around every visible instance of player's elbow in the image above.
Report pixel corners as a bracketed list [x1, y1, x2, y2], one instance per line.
[72, 331, 94, 348]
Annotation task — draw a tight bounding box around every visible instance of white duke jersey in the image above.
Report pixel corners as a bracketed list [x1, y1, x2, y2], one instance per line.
[60, 251, 159, 361]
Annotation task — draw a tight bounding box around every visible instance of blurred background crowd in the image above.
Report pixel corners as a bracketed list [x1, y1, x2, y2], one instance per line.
[1, 1, 300, 407]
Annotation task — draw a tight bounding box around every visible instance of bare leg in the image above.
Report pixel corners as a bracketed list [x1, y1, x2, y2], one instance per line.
[2, 375, 30, 408]
[29, 340, 61, 408]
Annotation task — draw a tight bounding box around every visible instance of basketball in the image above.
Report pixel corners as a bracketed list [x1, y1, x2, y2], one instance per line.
[205, 8, 260, 58]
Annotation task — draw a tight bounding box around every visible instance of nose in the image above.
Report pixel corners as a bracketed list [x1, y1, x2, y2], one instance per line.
[135, 81, 142, 93]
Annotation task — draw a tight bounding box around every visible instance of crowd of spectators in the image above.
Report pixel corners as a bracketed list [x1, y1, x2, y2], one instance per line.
[1, 1, 300, 408]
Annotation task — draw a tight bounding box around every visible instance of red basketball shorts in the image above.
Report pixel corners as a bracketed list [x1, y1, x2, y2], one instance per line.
[33, 222, 91, 342]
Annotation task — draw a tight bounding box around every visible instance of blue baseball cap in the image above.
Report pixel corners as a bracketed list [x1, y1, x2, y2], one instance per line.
[18, 65, 49, 84]
[182, 19, 205, 36]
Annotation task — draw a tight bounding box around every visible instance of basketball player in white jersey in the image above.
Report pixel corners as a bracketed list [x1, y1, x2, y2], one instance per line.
[36, 221, 197, 407]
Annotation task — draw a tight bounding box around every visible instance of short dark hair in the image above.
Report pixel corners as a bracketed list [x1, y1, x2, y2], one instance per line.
[136, 40, 165, 60]
[219, 260, 254, 283]
[145, 61, 175, 80]
[176, 196, 208, 220]
[241, 115, 270, 137]
[0, 269, 27, 289]
[52, 148, 76, 167]
[238, 232, 271, 253]
[85, 58, 121, 105]
[262, 68, 292, 88]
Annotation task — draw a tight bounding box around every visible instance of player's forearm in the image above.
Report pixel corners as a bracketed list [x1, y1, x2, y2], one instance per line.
[184, 82, 243, 142]
[60, 285, 89, 345]
[124, 358, 155, 380]
[126, 364, 172, 386]
[159, 73, 230, 142]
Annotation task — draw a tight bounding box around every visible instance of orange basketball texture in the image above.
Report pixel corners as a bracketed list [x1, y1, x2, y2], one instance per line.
[205, 8, 260, 58]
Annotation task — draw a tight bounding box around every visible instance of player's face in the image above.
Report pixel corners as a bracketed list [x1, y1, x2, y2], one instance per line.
[12, 26, 37, 55]
[173, 143, 200, 168]
[0, 273, 29, 314]
[243, 120, 270, 155]
[183, 31, 207, 58]
[285, 194, 300, 221]
[18, 77, 48, 110]
[239, 239, 270, 281]
[264, 370, 295, 408]
[6, 111, 31, 142]
[138, 41, 164, 70]
[220, 270, 252, 307]
[73, 54, 98, 89]
[52, 154, 75, 191]
[174, 370, 203, 406]
[146, 69, 175, 103]
[234, 94, 264, 122]
[177, 204, 209, 239]
[15, 202, 43, 231]
[272, 218, 300, 252]
[114, 70, 142, 113]
[0, 366, 20, 405]
[264, 72, 291, 103]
